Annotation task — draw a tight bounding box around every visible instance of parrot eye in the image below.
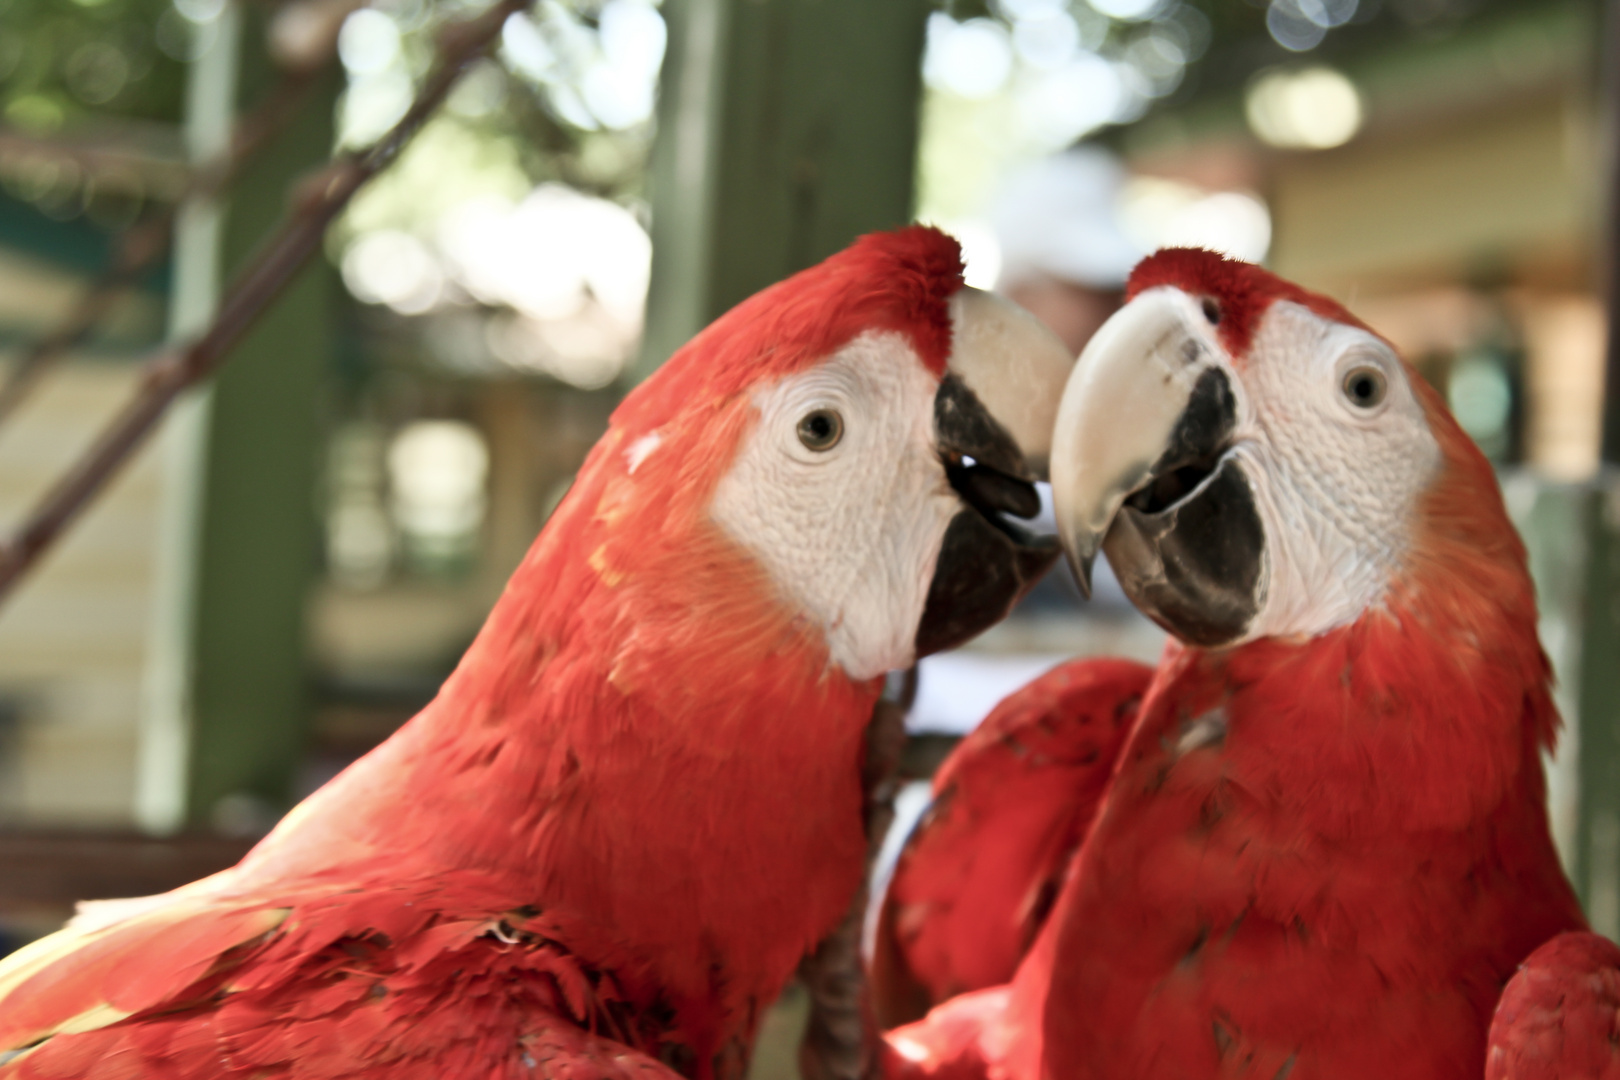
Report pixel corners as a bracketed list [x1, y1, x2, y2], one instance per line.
[1342, 366, 1388, 409]
[796, 408, 844, 451]
[1200, 297, 1221, 325]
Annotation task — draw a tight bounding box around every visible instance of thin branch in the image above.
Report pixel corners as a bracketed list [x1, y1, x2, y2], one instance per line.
[0, 0, 532, 601]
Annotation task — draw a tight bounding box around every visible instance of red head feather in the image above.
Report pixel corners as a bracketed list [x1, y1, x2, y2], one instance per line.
[1127, 247, 1373, 357]
[615, 225, 963, 439]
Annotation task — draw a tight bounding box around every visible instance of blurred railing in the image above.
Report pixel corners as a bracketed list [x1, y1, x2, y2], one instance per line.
[1510, 470, 1620, 936]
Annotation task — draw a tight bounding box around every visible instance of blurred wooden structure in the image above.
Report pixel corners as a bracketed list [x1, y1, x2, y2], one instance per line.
[0, 0, 522, 841]
[0, 830, 252, 934]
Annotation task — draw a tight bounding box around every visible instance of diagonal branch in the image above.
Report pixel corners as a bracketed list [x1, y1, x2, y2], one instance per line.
[0, 70, 319, 428]
[0, 0, 532, 602]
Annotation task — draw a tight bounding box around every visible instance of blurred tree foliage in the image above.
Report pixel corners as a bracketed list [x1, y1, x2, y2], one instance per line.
[0, 0, 188, 132]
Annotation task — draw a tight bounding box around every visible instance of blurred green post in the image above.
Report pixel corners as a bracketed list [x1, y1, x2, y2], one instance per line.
[1512, 481, 1619, 932]
[1575, 0, 1620, 932]
[635, 0, 932, 379]
[187, 53, 337, 831]
[138, 6, 336, 834]
[1574, 485, 1620, 934]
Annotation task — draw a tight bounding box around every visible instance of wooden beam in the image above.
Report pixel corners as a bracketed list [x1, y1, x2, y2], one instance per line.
[0, 830, 253, 916]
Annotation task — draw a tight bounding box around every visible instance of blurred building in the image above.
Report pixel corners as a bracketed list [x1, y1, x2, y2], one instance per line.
[1124, 0, 1602, 480]
[0, 204, 170, 825]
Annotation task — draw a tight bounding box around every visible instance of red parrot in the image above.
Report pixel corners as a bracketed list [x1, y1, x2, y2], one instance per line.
[0, 226, 1077, 1080]
[879, 248, 1589, 1080]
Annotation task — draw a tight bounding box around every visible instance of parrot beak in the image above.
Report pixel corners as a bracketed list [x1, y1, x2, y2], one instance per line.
[1049, 287, 1266, 648]
[914, 288, 1072, 657]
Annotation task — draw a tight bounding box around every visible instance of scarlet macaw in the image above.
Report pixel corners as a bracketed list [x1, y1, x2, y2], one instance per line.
[879, 248, 1589, 1080]
[0, 227, 1074, 1080]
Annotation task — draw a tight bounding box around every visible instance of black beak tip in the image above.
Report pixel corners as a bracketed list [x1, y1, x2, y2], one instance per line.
[1066, 549, 1095, 600]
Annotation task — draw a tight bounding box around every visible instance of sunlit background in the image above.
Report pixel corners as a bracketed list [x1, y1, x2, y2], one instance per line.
[0, 0, 1609, 991]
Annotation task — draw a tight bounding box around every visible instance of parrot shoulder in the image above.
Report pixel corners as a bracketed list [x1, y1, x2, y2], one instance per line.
[1487, 931, 1620, 1080]
[872, 656, 1153, 1026]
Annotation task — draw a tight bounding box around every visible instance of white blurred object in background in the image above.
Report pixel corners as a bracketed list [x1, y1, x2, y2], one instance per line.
[1120, 177, 1272, 264]
[937, 220, 1002, 290]
[923, 15, 1015, 99]
[1090, 0, 1168, 20]
[340, 230, 445, 316]
[388, 421, 489, 568]
[438, 187, 651, 325]
[1245, 65, 1363, 150]
[991, 147, 1145, 292]
[339, 183, 652, 388]
[908, 652, 1070, 735]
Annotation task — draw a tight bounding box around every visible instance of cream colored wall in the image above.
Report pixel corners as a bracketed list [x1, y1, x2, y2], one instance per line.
[1269, 90, 1595, 295]
[0, 362, 166, 826]
[0, 242, 172, 828]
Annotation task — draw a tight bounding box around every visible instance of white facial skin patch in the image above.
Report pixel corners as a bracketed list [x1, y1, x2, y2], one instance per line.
[1230, 301, 1443, 641]
[709, 332, 961, 681]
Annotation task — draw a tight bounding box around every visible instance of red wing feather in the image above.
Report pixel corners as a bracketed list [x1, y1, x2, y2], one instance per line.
[1487, 931, 1620, 1080]
[0, 888, 686, 1080]
[871, 657, 1152, 1027]
[4, 1009, 682, 1080]
[0, 900, 289, 1054]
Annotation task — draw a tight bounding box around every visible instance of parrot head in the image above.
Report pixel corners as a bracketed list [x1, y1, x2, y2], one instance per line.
[1049, 247, 1521, 650]
[555, 224, 1069, 685]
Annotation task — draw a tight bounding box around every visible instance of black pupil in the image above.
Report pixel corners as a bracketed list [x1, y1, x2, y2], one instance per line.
[1351, 375, 1375, 401]
[1201, 298, 1221, 325]
[808, 415, 831, 439]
